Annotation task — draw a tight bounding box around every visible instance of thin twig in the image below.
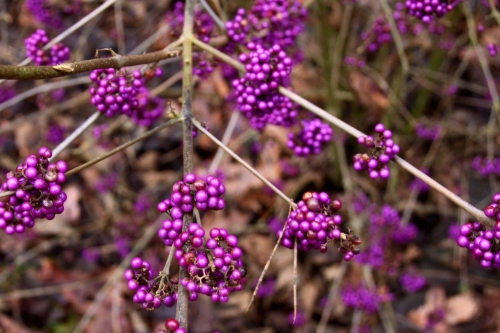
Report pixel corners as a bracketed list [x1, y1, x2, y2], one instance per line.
[246, 215, 291, 312]
[379, 0, 409, 75]
[50, 112, 101, 160]
[129, 25, 171, 55]
[192, 118, 294, 205]
[316, 261, 348, 333]
[191, 37, 245, 71]
[200, 0, 225, 30]
[293, 237, 298, 324]
[0, 277, 106, 300]
[114, 0, 126, 55]
[72, 217, 163, 333]
[208, 111, 241, 174]
[0, 76, 90, 112]
[65, 118, 182, 177]
[0, 118, 182, 199]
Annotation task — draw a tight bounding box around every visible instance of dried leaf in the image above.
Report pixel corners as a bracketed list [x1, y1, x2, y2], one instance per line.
[445, 291, 480, 325]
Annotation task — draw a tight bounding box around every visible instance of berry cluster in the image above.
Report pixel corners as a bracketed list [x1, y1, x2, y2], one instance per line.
[353, 123, 400, 179]
[226, 1, 307, 60]
[415, 123, 440, 140]
[0, 86, 16, 104]
[232, 43, 298, 130]
[472, 156, 500, 176]
[456, 194, 500, 268]
[405, 0, 460, 23]
[488, 43, 500, 56]
[89, 68, 164, 126]
[358, 3, 444, 53]
[175, 224, 246, 303]
[400, 272, 427, 293]
[356, 204, 418, 271]
[25, 29, 70, 66]
[0, 147, 68, 234]
[157, 174, 225, 243]
[26, 0, 81, 29]
[278, 192, 361, 260]
[341, 284, 394, 313]
[124, 257, 178, 309]
[287, 118, 333, 157]
[26, 0, 63, 29]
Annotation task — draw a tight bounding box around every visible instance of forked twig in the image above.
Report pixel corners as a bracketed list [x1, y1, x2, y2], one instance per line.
[293, 237, 298, 324]
[246, 207, 292, 312]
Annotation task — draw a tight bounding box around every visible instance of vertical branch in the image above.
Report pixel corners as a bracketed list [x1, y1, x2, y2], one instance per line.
[176, 0, 196, 329]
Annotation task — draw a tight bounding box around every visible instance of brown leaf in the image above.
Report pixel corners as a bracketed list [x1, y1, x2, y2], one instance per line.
[349, 71, 389, 120]
[445, 291, 480, 325]
[408, 287, 446, 328]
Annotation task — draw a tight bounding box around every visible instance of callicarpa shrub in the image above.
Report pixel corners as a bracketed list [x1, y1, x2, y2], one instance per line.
[1, 0, 500, 331]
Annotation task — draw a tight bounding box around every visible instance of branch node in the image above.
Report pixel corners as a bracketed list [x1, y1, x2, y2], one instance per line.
[52, 64, 74, 73]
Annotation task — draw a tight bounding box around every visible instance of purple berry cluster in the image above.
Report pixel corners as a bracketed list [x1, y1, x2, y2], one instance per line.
[405, 0, 461, 23]
[26, 0, 81, 29]
[278, 192, 362, 260]
[0, 147, 68, 235]
[358, 3, 444, 53]
[356, 204, 418, 271]
[287, 118, 333, 157]
[175, 224, 246, 303]
[124, 257, 178, 309]
[488, 43, 500, 56]
[400, 272, 427, 292]
[26, 0, 63, 29]
[0, 86, 16, 104]
[25, 29, 70, 66]
[89, 68, 164, 126]
[232, 43, 298, 130]
[416, 123, 440, 140]
[456, 194, 500, 268]
[157, 174, 225, 245]
[353, 123, 400, 179]
[472, 156, 500, 176]
[226, 0, 307, 60]
[341, 284, 394, 313]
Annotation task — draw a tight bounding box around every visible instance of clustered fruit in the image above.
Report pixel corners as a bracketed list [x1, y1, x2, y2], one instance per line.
[176, 224, 246, 303]
[126, 174, 246, 309]
[89, 68, 165, 126]
[225, 0, 307, 60]
[0, 147, 68, 234]
[124, 257, 178, 309]
[353, 123, 400, 179]
[232, 43, 298, 131]
[157, 174, 226, 240]
[405, 0, 460, 23]
[25, 29, 70, 66]
[278, 192, 361, 261]
[287, 118, 333, 157]
[456, 193, 500, 268]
